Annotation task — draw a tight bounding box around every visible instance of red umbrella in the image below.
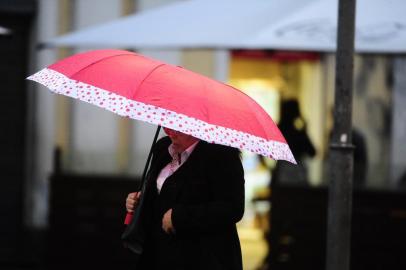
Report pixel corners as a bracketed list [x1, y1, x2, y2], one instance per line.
[27, 49, 295, 163]
[28, 49, 297, 253]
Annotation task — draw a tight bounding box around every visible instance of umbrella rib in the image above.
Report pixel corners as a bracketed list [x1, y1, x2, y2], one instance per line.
[216, 83, 278, 139]
[66, 52, 135, 78]
[219, 82, 272, 140]
[134, 63, 166, 97]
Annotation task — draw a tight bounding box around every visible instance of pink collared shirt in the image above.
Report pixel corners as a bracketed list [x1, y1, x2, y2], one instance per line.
[156, 141, 199, 193]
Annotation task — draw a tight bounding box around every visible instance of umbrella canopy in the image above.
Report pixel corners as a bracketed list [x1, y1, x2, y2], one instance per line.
[42, 0, 406, 53]
[27, 49, 296, 163]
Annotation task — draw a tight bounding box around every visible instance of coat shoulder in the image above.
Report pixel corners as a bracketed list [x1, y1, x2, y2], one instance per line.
[199, 141, 241, 161]
[153, 136, 171, 154]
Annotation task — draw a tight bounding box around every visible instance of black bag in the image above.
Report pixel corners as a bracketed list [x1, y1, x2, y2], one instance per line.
[121, 183, 148, 254]
[122, 126, 161, 254]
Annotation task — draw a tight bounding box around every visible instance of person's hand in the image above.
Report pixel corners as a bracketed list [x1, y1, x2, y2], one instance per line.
[162, 208, 176, 234]
[126, 192, 141, 213]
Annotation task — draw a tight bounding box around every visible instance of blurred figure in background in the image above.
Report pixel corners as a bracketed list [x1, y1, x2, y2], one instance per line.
[257, 99, 316, 270]
[272, 99, 316, 186]
[351, 128, 368, 188]
[324, 111, 368, 188]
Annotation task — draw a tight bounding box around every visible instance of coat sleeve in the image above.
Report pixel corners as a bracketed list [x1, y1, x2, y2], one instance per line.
[171, 145, 245, 235]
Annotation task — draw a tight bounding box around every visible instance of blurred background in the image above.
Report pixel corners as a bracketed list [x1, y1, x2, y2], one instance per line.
[1, 0, 406, 269]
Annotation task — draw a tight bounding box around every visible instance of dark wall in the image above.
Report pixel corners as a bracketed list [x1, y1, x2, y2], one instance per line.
[269, 185, 406, 270]
[0, 0, 35, 266]
[46, 174, 140, 270]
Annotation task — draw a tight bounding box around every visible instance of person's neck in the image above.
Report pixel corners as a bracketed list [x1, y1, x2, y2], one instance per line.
[174, 138, 199, 153]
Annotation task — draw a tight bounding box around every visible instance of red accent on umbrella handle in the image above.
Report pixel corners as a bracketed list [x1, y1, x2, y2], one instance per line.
[124, 212, 133, 225]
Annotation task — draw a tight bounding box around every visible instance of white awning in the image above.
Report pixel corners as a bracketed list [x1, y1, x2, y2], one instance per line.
[43, 0, 406, 54]
[41, 0, 316, 49]
[241, 0, 406, 54]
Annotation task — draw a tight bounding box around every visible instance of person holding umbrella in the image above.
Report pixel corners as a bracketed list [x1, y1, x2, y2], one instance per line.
[27, 49, 296, 270]
[125, 127, 245, 270]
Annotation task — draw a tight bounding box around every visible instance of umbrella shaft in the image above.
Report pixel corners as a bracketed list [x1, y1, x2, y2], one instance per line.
[139, 126, 161, 190]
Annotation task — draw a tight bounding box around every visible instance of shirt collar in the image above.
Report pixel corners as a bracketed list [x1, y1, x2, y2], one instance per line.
[168, 140, 199, 164]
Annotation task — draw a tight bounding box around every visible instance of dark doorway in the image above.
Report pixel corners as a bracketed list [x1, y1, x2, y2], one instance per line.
[0, 0, 36, 267]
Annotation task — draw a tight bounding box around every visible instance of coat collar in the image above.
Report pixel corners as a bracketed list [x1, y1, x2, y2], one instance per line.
[155, 140, 207, 197]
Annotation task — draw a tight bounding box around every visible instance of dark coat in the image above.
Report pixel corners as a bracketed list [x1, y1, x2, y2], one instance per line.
[137, 136, 245, 270]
